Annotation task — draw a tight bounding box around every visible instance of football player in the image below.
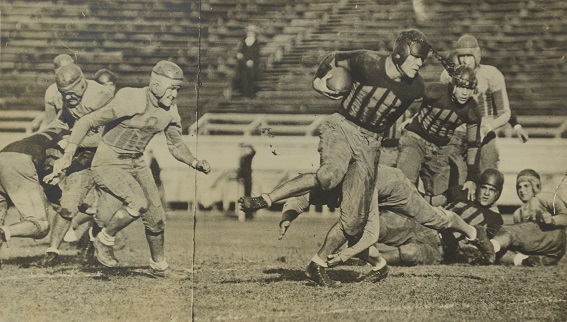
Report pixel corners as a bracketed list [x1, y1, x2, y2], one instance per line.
[279, 167, 499, 278]
[38, 63, 114, 266]
[0, 128, 69, 247]
[240, 29, 430, 286]
[46, 61, 211, 277]
[440, 34, 527, 174]
[490, 169, 566, 266]
[396, 65, 482, 199]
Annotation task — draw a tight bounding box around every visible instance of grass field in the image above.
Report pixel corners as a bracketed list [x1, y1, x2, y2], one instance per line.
[0, 209, 566, 322]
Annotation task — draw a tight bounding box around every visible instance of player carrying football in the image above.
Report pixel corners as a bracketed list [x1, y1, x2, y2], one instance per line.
[240, 29, 430, 286]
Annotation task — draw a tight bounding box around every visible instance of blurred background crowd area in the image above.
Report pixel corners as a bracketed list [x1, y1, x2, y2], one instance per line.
[0, 0, 565, 135]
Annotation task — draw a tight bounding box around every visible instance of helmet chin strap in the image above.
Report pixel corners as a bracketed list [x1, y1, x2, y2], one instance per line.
[394, 62, 409, 79]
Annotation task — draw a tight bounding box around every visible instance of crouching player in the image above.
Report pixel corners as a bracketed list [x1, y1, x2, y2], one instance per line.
[0, 128, 69, 247]
[490, 169, 566, 266]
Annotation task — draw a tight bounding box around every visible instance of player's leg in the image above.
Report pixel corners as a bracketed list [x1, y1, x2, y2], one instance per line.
[390, 175, 495, 264]
[136, 163, 169, 276]
[0, 153, 51, 241]
[39, 169, 94, 265]
[91, 165, 149, 267]
[239, 115, 350, 211]
[422, 144, 452, 197]
[491, 223, 566, 266]
[479, 138, 499, 173]
[396, 132, 426, 187]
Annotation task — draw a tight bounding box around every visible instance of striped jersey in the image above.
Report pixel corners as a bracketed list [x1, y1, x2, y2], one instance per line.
[332, 51, 425, 134]
[406, 82, 481, 147]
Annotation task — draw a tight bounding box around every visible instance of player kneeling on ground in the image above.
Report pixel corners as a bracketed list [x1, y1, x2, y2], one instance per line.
[489, 169, 566, 266]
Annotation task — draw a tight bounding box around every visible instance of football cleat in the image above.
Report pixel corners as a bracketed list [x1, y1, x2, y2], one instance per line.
[94, 236, 118, 267]
[37, 251, 60, 267]
[305, 261, 339, 287]
[359, 265, 389, 283]
[469, 225, 495, 265]
[80, 241, 96, 265]
[238, 196, 268, 211]
[149, 266, 167, 278]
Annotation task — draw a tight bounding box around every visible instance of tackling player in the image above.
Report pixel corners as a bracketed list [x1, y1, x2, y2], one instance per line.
[47, 61, 211, 277]
[279, 166, 496, 285]
[38, 63, 114, 266]
[240, 29, 430, 286]
[490, 169, 566, 266]
[396, 65, 482, 198]
[0, 128, 69, 248]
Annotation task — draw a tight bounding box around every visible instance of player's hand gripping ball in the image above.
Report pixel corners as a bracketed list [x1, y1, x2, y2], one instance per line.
[326, 67, 353, 95]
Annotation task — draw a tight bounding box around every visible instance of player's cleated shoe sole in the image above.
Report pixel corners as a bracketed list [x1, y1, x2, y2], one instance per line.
[238, 196, 268, 212]
[93, 237, 118, 268]
[358, 265, 389, 283]
[470, 225, 495, 265]
[305, 261, 339, 287]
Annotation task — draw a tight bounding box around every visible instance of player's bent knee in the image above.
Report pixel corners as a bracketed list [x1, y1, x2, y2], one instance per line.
[144, 220, 165, 235]
[316, 167, 343, 191]
[25, 219, 50, 239]
[125, 206, 143, 217]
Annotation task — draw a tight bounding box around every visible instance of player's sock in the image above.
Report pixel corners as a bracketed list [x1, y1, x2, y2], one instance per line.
[98, 229, 116, 246]
[490, 239, 501, 253]
[150, 258, 169, 271]
[0, 226, 11, 241]
[261, 194, 272, 207]
[311, 254, 328, 267]
[513, 253, 529, 266]
[91, 222, 102, 239]
[372, 256, 387, 271]
[46, 247, 61, 255]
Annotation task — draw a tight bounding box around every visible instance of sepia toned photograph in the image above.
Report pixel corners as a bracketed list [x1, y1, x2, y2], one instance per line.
[0, 0, 565, 321]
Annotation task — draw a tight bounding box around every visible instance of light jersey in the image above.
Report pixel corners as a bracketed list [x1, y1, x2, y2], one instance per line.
[100, 87, 183, 153]
[406, 82, 481, 147]
[513, 192, 567, 225]
[440, 65, 510, 131]
[44, 83, 64, 123]
[49, 79, 114, 148]
[334, 50, 425, 134]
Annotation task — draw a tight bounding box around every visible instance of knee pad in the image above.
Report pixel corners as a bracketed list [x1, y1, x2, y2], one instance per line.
[316, 165, 344, 191]
[144, 220, 165, 235]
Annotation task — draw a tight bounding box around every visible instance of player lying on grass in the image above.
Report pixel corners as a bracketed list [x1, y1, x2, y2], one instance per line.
[280, 168, 503, 270]
[489, 169, 567, 266]
[46, 61, 211, 277]
[0, 128, 69, 247]
[278, 166, 495, 286]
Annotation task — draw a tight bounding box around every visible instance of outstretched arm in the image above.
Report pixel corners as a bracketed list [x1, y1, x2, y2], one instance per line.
[165, 122, 210, 174]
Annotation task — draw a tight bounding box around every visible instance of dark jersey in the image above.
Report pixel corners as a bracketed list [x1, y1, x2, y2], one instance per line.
[317, 50, 425, 134]
[406, 82, 481, 147]
[445, 185, 504, 239]
[1, 129, 68, 172]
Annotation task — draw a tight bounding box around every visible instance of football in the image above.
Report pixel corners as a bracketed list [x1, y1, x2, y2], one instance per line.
[326, 67, 353, 94]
